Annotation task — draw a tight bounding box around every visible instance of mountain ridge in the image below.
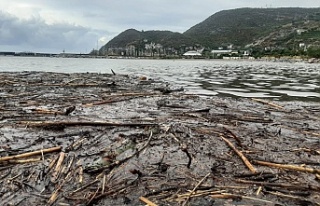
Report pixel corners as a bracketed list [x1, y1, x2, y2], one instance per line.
[99, 7, 320, 56]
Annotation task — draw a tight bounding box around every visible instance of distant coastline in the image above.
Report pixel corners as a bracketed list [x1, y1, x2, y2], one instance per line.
[1, 51, 319, 63]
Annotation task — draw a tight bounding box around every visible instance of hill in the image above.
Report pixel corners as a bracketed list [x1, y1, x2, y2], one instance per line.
[184, 7, 320, 49]
[99, 29, 199, 56]
[99, 7, 320, 57]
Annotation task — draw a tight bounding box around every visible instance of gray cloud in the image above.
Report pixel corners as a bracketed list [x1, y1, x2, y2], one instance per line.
[0, 11, 109, 53]
[0, 0, 319, 52]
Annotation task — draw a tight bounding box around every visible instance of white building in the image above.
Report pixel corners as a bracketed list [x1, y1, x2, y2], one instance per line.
[183, 51, 202, 56]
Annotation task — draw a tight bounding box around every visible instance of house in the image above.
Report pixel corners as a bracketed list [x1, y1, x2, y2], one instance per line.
[183, 50, 202, 57]
[296, 29, 306, 35]
[211, 50, 236, 58]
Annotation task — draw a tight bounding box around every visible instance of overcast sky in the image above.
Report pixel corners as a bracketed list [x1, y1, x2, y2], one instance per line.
[0, 0, 319, 53]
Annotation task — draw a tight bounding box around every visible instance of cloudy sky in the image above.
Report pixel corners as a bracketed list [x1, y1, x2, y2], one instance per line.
[0, 0, 318, 53]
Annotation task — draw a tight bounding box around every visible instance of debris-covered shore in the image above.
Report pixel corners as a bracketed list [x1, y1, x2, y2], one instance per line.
[0, 71, 319, 206]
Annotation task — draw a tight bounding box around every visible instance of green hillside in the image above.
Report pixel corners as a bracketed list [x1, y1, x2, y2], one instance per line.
[99, 7, 320, 57]
[99, 29, 199, 55]
[184, 7, 320, 48]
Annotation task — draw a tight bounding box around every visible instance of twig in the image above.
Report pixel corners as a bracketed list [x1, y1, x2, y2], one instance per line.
[84, 92, 160, 106]
[63, 154, 75, 175]
[264, 191, 320, 206]
[223, 127, 243, 147]
[264, 186, 311, 197]
[22, 121, 157, 128]
[0, 146, 62, 162]
[52, 152, 65, 180]
[174, 189, 226, 201]
[256, 186, 262, 196]
[236, 179, 320, 191]
[252, 98, 284, 110]
[8, 158, 41, 164]
[44, 153, 60, 176]
[254, 160, 320, 175]
[211, 192, 276, 204]
[220, 135, 257, 173]
[69, 179, 100, 195]
[102, 174, 106, 193]
[47, 179, 67, 206]
[31, 108, 62, 114]
[181, 144, 192, 168]
[144, 187, 183, 197]
[182, 172, 211, 206]
[85, 131, 153, 173]
[87, 186, 101, 205]
[139, 196, 158, 206]
[79, 166, 83, 183]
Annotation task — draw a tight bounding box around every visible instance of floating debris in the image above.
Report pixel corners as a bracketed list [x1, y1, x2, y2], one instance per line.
[0, 71, 319, 205]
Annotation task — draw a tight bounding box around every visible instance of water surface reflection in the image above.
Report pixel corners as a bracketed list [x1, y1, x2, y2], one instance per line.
[1, 57, 319, 101]
[195, 64, 320, 101]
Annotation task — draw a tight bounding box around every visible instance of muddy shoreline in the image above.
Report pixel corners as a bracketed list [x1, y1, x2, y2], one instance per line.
[0, 71, 319, 206]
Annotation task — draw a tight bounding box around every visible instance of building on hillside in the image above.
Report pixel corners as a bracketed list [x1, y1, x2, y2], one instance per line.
[211, 49, 234, 58]
[183, 50, 202, 58]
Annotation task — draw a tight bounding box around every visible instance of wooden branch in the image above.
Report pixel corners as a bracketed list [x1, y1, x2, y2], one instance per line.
[8, 158, 41, 164]
[182, 173, 211, 206]
[79, 166, 83, 183]
[254, 160, 320, 175]
[265, 191, 320, 206]
[252, 98, 284, 110]
[223, 127, 243, 147]
[21, 121, 157, 128]
[52, 152, 65, 181]
[282, 125, 320, 137]
[220, 135, 257, 173]
[0, 146, 62, 162]
[31, 108, 62, 114]
[211, 192, 275, 204]
[139, 196, 158, 206]
[181, 145, 192, 168]
[174, 189, 226, 201]
[85, 131, 153, 173]
[235, 179, 320, 191]
[70, 179, 100, 195]
[84, 92, 160, 106]
[48, 179, 67, 206]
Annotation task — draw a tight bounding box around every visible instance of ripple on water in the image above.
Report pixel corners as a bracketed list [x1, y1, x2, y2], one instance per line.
[1, 57, 320, 101]
[271, 90, 320, 97]
[216, 90, 280, 98]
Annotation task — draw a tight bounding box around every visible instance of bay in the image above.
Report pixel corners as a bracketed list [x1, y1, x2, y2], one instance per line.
[0, 56, 319, 101]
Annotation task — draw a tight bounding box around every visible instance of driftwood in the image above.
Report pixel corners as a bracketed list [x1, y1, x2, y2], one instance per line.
[211, 193, 275, 204]
[84, 131, 153, 174]
[236, 179, 320, 191]
[139, 196, 158, 206]
[84, 92, 160, 106]
[252, 98, 284, 110]
[0, 146, 62, 162]
[21, 121, 157, 129]
[223, 127, 243, 147]
[7, 158, 41, 164]
[1, 72, 320, 205]
[181, 173, 211, 206]
[254, 160, 320, 175]
[52, 152, 66, 181]
[264, 190, 320, 206]
[172, 189, 226, 202]
[220, 135, 257, 173]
